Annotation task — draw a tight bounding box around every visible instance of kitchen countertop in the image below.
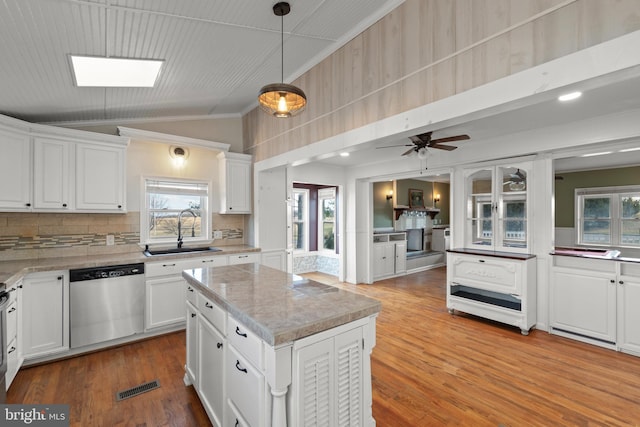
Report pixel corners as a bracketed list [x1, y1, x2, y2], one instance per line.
[183, 263, 381, 346]
[0, 244, 259, 286]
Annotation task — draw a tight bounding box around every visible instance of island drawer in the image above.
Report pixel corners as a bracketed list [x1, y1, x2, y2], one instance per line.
[225, 399, 249, 427]
[198, 294, 226, 333]
[228, 253, 260, 265]
[146, 258, 200, 278]
[227, 345, 264, 427]
[185, 282, 198, 305]
[228, 317, 263, 369]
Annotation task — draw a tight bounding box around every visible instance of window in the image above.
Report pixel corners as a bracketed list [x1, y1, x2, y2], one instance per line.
[318, 188, 336, 253]
[576, 186, 640, 247]
[142, 178, 210, 244]
[292, 189, 309, 251]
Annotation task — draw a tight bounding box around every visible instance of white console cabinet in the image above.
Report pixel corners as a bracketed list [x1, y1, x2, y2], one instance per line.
[372, 232, 406, 281]
[447, 249, 536, 335]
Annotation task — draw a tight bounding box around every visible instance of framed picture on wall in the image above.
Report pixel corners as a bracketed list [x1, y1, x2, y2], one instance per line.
[409, 188, 424, 208]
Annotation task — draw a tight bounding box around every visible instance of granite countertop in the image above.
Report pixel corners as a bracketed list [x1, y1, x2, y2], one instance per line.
[550, 247, 640, 263]
[0, 244, 259, 286]
[183, 263, 381, 346]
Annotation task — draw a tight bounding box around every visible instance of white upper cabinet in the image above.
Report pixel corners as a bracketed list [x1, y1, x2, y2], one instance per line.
[0, 127, 31, 210]
[465, 161, 531, 252]
[218, 152, 252, 214]
[33, 137, 71, 210]
[0, 114, 128, 213]
[75, 143, 125, 211]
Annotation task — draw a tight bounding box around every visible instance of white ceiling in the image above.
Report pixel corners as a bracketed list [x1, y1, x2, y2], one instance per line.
[0, 0, 403, 123]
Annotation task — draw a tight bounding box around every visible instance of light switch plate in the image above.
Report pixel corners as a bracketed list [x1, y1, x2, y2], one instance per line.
[213, 230, 223, 239]
[106, 234, 115, 246]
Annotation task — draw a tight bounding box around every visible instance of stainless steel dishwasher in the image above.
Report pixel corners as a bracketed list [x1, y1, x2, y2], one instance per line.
[69, 263, 145, 349]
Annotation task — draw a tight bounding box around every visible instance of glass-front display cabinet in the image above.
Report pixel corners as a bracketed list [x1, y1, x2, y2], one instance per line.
[465, 162, 531, 252]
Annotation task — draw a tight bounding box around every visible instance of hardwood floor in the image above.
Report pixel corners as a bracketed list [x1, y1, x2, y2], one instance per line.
[9, 268, 640, 426]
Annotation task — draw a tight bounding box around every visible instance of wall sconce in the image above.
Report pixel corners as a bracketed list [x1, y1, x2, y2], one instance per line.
[169, 146, 189, 167]
[386, 190, 393, 201]
[434, 193, 440, 206]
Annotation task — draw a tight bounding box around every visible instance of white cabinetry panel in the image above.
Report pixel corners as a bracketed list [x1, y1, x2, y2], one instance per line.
[0, 128, 31, 210]
[218, 152, 252, 214]
[33, 137, 71, 210]
[76, 143, 125, 211]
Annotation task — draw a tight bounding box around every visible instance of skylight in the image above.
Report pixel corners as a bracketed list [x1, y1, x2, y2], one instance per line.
[71, 56, 163, 87]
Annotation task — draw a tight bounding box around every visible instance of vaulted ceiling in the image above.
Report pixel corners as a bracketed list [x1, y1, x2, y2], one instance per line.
[0, 0, 403, 124]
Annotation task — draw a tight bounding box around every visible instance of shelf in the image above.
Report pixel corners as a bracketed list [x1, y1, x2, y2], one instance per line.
[393, 207, 440, 220]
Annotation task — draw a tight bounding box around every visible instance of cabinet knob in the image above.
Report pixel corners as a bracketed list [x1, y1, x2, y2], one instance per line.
[118, 205, 122, 209]
[26, 203, 31, 207]
[610, 279, 616, 283]
[191, 313, 196, 318]
[57, 276, 63, 280]
[619, 280, 624, 285]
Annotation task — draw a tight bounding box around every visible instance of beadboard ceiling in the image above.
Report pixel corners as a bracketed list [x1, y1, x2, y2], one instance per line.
[0, 0, 403, 124]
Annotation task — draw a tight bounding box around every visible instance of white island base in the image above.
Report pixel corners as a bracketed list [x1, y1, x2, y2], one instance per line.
[182, 264, 380, 427]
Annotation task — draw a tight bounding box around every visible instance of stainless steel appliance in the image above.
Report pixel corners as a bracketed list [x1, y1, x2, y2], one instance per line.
[0, 284, 9, 403]
[69, 263, 145, 349]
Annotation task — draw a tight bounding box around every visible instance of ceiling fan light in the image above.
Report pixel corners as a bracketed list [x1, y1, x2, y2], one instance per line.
[417, 147, 428, 159]
[509, 181, 526, 191]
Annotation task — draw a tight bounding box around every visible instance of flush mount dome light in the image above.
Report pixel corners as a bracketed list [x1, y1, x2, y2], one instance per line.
[71, 55, 163, 87]
[258, 2, 307, 118]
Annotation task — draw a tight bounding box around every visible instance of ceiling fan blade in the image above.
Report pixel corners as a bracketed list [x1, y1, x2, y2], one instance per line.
[401, 147, 416, 156]
[376, 144, 413, 149]
[430, 143, 457, 151]
[430, 134, 470, 144]
[409, 135, 423, 144]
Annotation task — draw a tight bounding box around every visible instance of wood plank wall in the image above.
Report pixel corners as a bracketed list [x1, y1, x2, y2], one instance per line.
[242, 0, 640, 163]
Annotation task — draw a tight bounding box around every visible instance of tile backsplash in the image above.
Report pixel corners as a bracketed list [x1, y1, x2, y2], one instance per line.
[0, 212, 245, 260]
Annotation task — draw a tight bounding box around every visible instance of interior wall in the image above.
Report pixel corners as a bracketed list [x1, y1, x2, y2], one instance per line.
[243, 0, 640, 162]
[63, 116, 244, 153]
[555, 165, 640, 227]
[373, 181, 394, 229]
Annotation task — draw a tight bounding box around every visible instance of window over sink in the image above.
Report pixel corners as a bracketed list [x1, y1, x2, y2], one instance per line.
[141, 178, 210, 245]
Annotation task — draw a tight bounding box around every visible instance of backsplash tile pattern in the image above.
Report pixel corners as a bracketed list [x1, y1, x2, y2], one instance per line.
[0, 212, 245, 260]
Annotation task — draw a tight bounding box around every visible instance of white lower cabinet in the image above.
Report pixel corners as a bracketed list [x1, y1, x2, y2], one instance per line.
[146, 276, 187, 330]
[22, 271, 69, 358]
[291, 326, 364, 426]
[198, 309, 225, 427]
[5, 279, 23, 390]
[185, 301, 198, 386]
[372, 233, 407, 281]
[551, 256, 640, 355]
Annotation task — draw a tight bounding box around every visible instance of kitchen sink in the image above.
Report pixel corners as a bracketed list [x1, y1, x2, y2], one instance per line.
[143, 246, 222, 256]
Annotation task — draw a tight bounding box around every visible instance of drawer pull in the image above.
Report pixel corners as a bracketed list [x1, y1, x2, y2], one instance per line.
[8, 346, 16, 354]
[235, 360, 247, 373]
[478, 259, 485, 263]
[205, 302, 214, 309]
[187, 287, 194, 292]
[202, 260, 215, 263]
[235, 420, 239, 427]
[162, 263, 176, 267]
[235, 326, 247, 338]
[191, 313, 196, 318]
[238, 255, 248, 258]
[217, 342, 223, 349]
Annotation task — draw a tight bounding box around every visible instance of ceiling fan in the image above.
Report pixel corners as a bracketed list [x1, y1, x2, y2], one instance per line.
[504, 169, 526, 190]
[378, 131, 470, 158]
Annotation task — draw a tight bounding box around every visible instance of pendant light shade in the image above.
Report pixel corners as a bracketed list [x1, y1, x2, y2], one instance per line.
[258, 2, 307, 118]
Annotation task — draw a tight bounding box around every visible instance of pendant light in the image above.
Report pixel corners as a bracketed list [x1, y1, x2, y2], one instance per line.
[258, 2, 307, 118]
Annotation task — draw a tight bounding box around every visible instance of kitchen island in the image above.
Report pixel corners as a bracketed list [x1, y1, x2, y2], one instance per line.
[182, 263, 381, 427]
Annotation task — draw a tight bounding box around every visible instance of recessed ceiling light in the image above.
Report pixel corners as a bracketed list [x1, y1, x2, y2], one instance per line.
[340, 152, 350, 157]
[581, 151, 612, 157]
[71, 55, 163, 87]
[558, 91, 582, 102]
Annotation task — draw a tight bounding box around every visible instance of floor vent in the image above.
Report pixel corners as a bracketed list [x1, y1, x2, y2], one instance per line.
[116, 379, 160, 401]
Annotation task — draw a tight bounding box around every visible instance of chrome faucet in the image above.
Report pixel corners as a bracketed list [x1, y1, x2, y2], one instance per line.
[177, 208, 197, 248]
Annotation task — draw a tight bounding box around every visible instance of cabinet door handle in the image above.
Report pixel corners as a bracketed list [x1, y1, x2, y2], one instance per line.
[57, 276, 63, 280]
[235, 360, 247, 373]
[205, 302, 213, 309]
[187, 287, 194, 292]
[619, 280, 624, 285]
[238, 255, 248, 259]
[62, 203, 67, 207]
[235, 326, 247, 338]
[191, 313, 196, 318]
[8, 307, 16, 313]
[235, 419, 239, 427]
[478, 259, 485, 263]
[118, 205, 122, 209]
[610, 279, 616, 283]
[26, 203, 31, 207]
[8, 346, 16, 354]
[217, 342, 223, 349]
